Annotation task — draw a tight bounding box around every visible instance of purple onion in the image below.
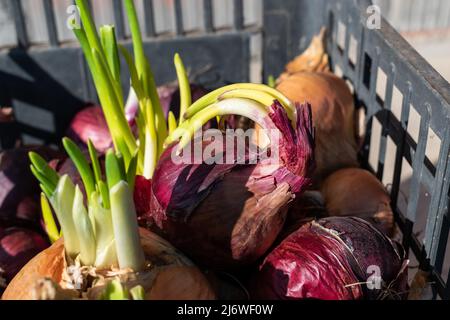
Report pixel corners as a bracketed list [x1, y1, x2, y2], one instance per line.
[136, 102, 315, 270]
[250, 217, 408, 300]
[0, 225, 49, 286]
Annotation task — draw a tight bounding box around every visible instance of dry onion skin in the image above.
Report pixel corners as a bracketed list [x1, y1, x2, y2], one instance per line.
[138, 97, 315, 271]
[250, 217, 408, 300]
[320, 168, 396, 237]
[2, 228, 215, 300]
[275, 29, 359, 185]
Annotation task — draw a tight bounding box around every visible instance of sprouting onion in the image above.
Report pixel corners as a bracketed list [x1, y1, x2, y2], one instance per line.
[72, 0, 195, 180]
[29, 138, 144, 271]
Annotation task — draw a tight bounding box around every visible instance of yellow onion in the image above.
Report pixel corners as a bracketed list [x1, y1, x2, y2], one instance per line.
[320, 168, 396, 237]
[2, 228, 215, 300]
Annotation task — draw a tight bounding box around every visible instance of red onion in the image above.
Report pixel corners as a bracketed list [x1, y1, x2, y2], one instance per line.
[66, 104, 113, 154]
[250, 217, 408, 300]
[0, 225, 49, 287]
[137, 102, 315, 270]
[0, 146, 62, 223]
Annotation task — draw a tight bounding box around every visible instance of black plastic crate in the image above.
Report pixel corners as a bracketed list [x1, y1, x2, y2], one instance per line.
[0, 0, 449, 299]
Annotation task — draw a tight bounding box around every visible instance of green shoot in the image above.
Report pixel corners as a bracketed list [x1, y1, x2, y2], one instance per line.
[40, 193, 60, 244]
[174, 53, 191, 124]
[53, 175, 80, 258]
[62, 137, 96, 197]
[72, 186, 96, 266]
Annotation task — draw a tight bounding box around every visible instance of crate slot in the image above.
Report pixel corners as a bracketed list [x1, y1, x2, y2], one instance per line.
[376, 67, 388, 107]
[213, 0, 233, 30]
[363, 52, 372, 90]
[382, 136, 397, 187]
[407, 105, 421, 143]
[425, 127, 442, 168]
[391, 85, 404, 120]
[369, 117, 383, 171]
[337, 20, 346, 54]
[348, 34, 358, 69]
[397, 158, 413, 215]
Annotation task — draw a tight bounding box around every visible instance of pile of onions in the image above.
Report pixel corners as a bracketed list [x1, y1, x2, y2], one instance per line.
[0, 146, 62, 223]
[137, 90, 315, 270]
[0, 224, 49, 292]
[320, 168, 396, 237]
[250, 217, 408, 300]
[275, 29, 359, 185]
[3, 137, 215, 300]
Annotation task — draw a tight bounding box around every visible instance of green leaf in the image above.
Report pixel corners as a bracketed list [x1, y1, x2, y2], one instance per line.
[100, 25, 123, 104]
[174, 53, 192, 124]
[40, 193, 60, 244]
[30, 165, 57, 195]
[119, 44, 144, 101]
[126, 153, 138, 192]
[168, 111, 178, 135]
[105, 150, 126, 190]
[28, 152, 59, 186]
[62, 137, 96, 197]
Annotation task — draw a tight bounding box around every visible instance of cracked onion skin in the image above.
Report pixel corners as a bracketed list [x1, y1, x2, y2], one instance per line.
[137, 102, 315, 271]
[2, 228, 215, 300]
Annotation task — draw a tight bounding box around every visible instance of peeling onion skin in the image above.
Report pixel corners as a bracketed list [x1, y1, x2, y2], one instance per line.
[276, 72, 359, 185]
[320, 168, 396, 237]
[137, 102, 315, 270]
[2, 228, 215, 300]
[250, 217, 408, 300]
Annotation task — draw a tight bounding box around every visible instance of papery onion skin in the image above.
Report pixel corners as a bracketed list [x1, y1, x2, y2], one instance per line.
[0, 146, 63, 223]
[0, 225, 49, 287]
[276, 72, 359, 185]
[250, 217, 408, 300]
[138, 102, 315, 270]
[2, 228, 215, 300]
[320, 168, 396, 237]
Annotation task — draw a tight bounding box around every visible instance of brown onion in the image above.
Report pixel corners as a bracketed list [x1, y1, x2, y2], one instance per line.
[320, 168, 395, 237]
[276, 72, 359, 184]
[2, 228, 215, 300]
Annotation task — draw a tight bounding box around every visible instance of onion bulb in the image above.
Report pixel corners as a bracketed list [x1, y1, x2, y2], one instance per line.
[250, 217, 408, 300]
[320, 168, 396, 237]
[137, 85, 315, 270]
[2, 228, 215, 300]
[275, 28, 359, 184]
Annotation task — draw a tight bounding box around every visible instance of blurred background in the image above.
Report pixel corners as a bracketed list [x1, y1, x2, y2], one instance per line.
[0, 0, 449, 81]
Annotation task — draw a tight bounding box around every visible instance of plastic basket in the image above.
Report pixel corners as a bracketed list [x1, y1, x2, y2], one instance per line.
[0, 0, 449, 299]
